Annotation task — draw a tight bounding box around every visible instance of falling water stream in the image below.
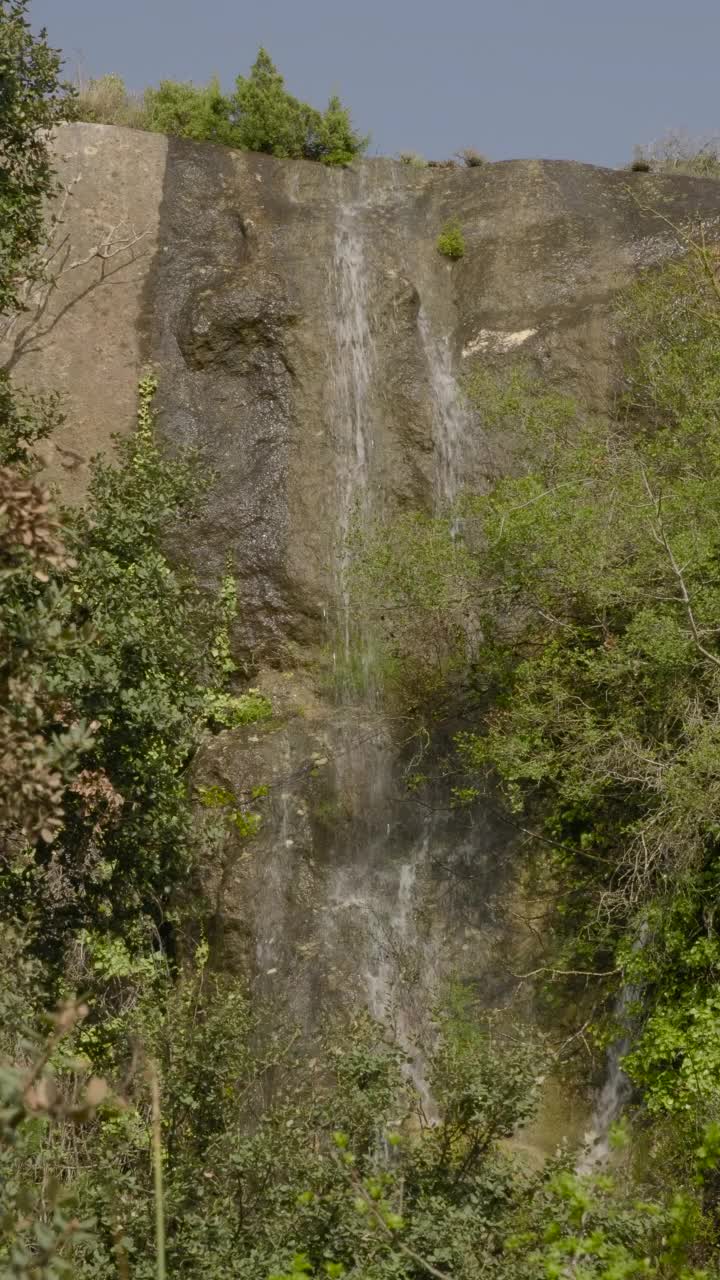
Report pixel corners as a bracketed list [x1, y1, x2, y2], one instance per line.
[330, 182, 375, 675]
[418, 306, 471, 510]
[578, 933, 646, 1169]
[326, 176, 451, 1090]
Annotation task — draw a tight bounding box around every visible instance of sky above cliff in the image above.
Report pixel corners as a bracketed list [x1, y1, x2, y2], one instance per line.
[33, 0, 719, 167]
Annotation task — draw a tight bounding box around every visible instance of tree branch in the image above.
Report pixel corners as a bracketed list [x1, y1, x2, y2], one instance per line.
[640, 465, 720, 671]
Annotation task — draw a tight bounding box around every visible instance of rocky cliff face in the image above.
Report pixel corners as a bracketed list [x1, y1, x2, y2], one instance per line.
[5, 124, 720, 1134]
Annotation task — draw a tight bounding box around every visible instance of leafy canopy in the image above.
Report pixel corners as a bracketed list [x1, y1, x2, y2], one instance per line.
[0, 0, 75, 313]
[75, 49, 368, 165]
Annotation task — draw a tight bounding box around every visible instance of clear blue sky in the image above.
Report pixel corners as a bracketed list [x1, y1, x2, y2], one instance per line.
[32, 0, 720, 167]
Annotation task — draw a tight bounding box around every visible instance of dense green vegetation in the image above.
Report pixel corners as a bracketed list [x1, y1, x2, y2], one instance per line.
[74, 49, 368, 165]
[3, 2, 720, 1276]
[355, 234, 720, 1226]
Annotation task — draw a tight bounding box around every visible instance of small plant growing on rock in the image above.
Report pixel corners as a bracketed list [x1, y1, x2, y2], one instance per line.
[457, 146, 487, 167]
[629, 131, 720, 178]
[629, 146, 652, 172]
[398, 150, 427, 167]
[75, 72, 149, 129]
[436, 219, 465, 259]
[206, 687, 273, 729]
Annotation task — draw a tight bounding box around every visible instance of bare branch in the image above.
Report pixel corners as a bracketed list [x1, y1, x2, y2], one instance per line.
[511, 965, 621, 980]
[640, 464, 720, 671]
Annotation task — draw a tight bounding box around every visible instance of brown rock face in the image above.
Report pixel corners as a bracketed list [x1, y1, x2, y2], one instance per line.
[5, 126, 719, 1130]
[7, 125, 719, 658]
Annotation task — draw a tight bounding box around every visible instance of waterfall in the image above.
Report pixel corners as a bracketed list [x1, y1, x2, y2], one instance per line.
[418, 307, 471, 510]
[578, 1032, 634, 1171]
[325, 177, 439, 1086]
[330, 185, 375, 671]
[578, 933, 646, 1170]
[327, 820, 439, 1108]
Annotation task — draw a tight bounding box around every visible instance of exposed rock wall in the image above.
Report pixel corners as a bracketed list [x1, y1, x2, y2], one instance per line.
[8, 125, 718, 657]
[4, 125, 720, 1141]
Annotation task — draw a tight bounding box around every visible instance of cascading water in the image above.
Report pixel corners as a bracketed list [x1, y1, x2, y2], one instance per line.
[578, 932, 646, 1170]
[578, 1031, 634, 1171]
[326, 175, 442, 1086]
[330, 182, 375, 678]
[418, 307, 471, 510]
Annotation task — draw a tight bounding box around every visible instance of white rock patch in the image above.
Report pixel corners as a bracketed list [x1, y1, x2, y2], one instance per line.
[462, 327, 537, 358]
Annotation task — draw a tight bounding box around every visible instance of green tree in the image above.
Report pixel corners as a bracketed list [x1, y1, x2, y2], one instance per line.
[144, 76, 235, 144]
[230, 47, 366, 163]
[0, 0, 75, 314]
[1, 376, 240, 962]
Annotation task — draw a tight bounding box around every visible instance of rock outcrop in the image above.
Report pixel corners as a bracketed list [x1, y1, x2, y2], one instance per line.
[9, 124, 718, 657]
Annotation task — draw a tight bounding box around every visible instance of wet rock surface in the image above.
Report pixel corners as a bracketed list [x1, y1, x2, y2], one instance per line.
[6, 126, 720, 1137]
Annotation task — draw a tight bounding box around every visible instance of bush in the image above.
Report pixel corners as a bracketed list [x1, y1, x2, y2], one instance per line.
[631, 131, 720, 178]
[436, 219, 465, 259]
[0, 374, 242, 964]
[229, 48, 367, 164]
[73, 49, 368, 166]
[457, 146, 487, 167]
[143, 76, 236, 144]
[74, 72, 148, 129]
[398, 151, 427, 167]
[0, 0, 75, 313]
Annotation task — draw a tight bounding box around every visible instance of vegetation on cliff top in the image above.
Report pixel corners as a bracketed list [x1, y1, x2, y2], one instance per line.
[73, 48, 368, 166]
[631, 131, 720, 178]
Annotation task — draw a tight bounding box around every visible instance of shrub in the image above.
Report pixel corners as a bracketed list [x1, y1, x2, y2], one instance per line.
[0, 375, 241, 963]
[631, 131, 720, 178]
[229, 48, 367, 164]
[74, 50, 368, 166]
[143, 76, 235, 143]
[629, 153, 651, 173]
[0, 0, 75, 313]
[398, 150, 427, 167]
[312, 92, 367, 166]
[436, 219, 465, 259]
[74, 72, 148, 128]
[457, 146, 487, 167]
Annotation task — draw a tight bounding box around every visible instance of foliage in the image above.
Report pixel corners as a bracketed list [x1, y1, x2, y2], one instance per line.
[206, 687, 273, 728]
[0, 374, 241, 963]
[436, 220, 465, 259]
[631, 132, 720, 178]
[0, 943, 547, 1279]
[0, 0, 75, 472]
[354, 245, 720, 1149]
[228, 49, 367, 164]
[74, 49, 368, 166]
[0, 379, 64, 472]
[457, 148, 487, 167]
[0, 0, 75, 314]
[2, 937, 718, 1279]
[143, 76, 236, 144]
[72, 72, 147, 129]
[0, 464, 94, 844]
[398, 152, 428, 168]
